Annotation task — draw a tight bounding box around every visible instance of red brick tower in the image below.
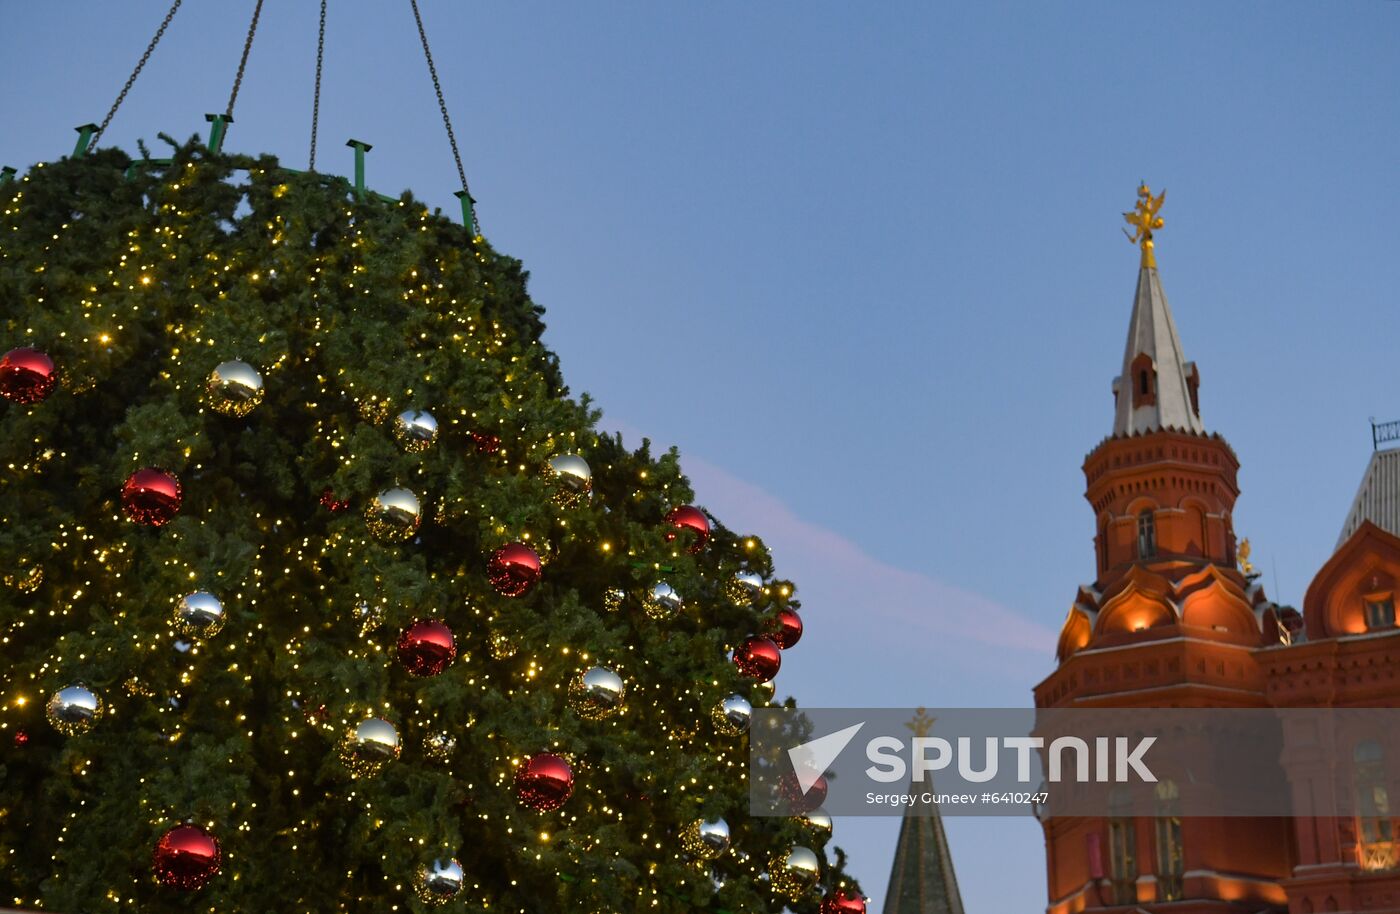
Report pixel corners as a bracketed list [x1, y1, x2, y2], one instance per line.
[1035, 186, 1293, 913]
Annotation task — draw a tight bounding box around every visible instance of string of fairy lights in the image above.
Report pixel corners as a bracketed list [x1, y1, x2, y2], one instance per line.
[0, 148, 865, 914]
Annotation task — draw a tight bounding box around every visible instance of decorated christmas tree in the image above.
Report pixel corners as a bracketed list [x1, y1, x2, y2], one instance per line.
[0, 8, 863, 914]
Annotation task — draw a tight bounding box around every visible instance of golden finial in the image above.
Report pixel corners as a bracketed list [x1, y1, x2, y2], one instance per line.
[1122, 182, 1167, 269]
[1237, 537, 1255, 576]
[905, 707, 936, 738]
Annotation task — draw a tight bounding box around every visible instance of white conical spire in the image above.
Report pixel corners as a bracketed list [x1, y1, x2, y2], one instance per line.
[1111, 264, 1204, 436]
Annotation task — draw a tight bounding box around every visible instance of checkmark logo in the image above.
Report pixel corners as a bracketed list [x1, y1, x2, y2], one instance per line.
[787, 722, 865, 794]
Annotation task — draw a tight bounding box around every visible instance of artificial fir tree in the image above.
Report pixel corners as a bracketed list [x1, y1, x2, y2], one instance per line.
[0, 138, 862, 912]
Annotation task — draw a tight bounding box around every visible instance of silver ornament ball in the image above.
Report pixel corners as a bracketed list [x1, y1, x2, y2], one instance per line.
[769, 845, 822, 900]
[46, 683, 103, 736]
[415, 857, 464, 905]
[174, 591, 226, 639]
[393, 409, 438, 453]
[206, 360, 264, 417]
[365, 486, 422, 542]
[568, 666, 627, 720]
[727, 569, 765, 605]
[682, 817, 731, 859]
[546, 454, 592, 506]
[711, 694, 752, 736]
[339, 717, 401, 777]
[644, 581, 683, 620]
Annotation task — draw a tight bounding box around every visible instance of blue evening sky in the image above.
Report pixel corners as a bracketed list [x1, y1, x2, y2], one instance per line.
[5, 3, 1397, 911]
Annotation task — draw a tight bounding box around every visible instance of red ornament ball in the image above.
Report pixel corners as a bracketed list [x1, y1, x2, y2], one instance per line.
[0, 347, 57, 403]
[781, 769, 829, 814]
[13, 729, 30, 747]
[122, 468, 183, 526]
[470, 430, 501, 454]
[319, 488, 350, 512]
[487, 543, 542, 598]
[769, 608, 804, 649]
[397, 619, 457, 677]
[664, 505, 711, 553]
[152, 824, 221, 891]
[733, 636, 782, 682]
[514, 752, 574, 811]
[821, 890, 868, 914]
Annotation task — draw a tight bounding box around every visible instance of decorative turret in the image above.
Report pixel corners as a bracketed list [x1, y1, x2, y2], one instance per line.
[1051, 186, 1285, 670]
[1084, 186, 1239, 587]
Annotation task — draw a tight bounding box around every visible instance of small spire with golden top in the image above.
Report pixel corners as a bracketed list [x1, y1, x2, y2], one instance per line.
[884, 706, 966, 914]
[1123, 182, 1167, 269]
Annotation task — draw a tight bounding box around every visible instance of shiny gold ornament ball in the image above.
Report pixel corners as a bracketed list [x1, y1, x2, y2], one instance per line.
[711, 694, 752, 736]
[567, 666, 627, 720]
[4, 563, 43, 593]
[546, 454, 592, 507]
[357, 397, 392, 424]
[603, 587, 624, 612]
[726, 570, 764, 606]
[768, 846, 822, 900]
[46, 683, 103, 736]
[423, 731, 457, 763]
[352, 600, 386, 636]
[173, 591, 226, 639]
[488, 632, 518, 660]
[414, 857, 464, 905]
[644, 582, 683, 620]
[365, 487, 421, 542]
[339, 717, 401, 777]
[680, 817, 731, 859]
[802, 809, 833, 837]
[393, 409, 439, 453]
[206, 360, 264, 417]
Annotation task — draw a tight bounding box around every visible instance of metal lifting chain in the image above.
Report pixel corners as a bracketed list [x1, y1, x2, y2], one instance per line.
[408, 0, 473, 201]
[226, 0, 266, 119]
[309, 0, 328, 171]
[92, 0, 184, 144]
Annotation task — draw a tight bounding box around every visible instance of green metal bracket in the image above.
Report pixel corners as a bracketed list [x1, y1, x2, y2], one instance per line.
[204, 114, 232, 154]
[346, 139, 373, 199]
[0, 167, 15, 186]
[72, 124, 99, 158]
[454, 190, 478, 236]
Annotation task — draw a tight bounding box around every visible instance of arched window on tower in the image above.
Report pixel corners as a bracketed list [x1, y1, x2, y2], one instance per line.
[1355, 741, 1398, 871]
[1129, 354, 1156, 408]
[1108, 788, 1136, 905]
[1137, 510, 1157, 559]
[1364, 593, 1395, 631]
[1154, 780, 1183, 900]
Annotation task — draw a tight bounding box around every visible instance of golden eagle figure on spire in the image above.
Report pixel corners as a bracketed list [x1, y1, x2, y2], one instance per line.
[905, 707, 936, 738]
[1123, 182, 1166, 269]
